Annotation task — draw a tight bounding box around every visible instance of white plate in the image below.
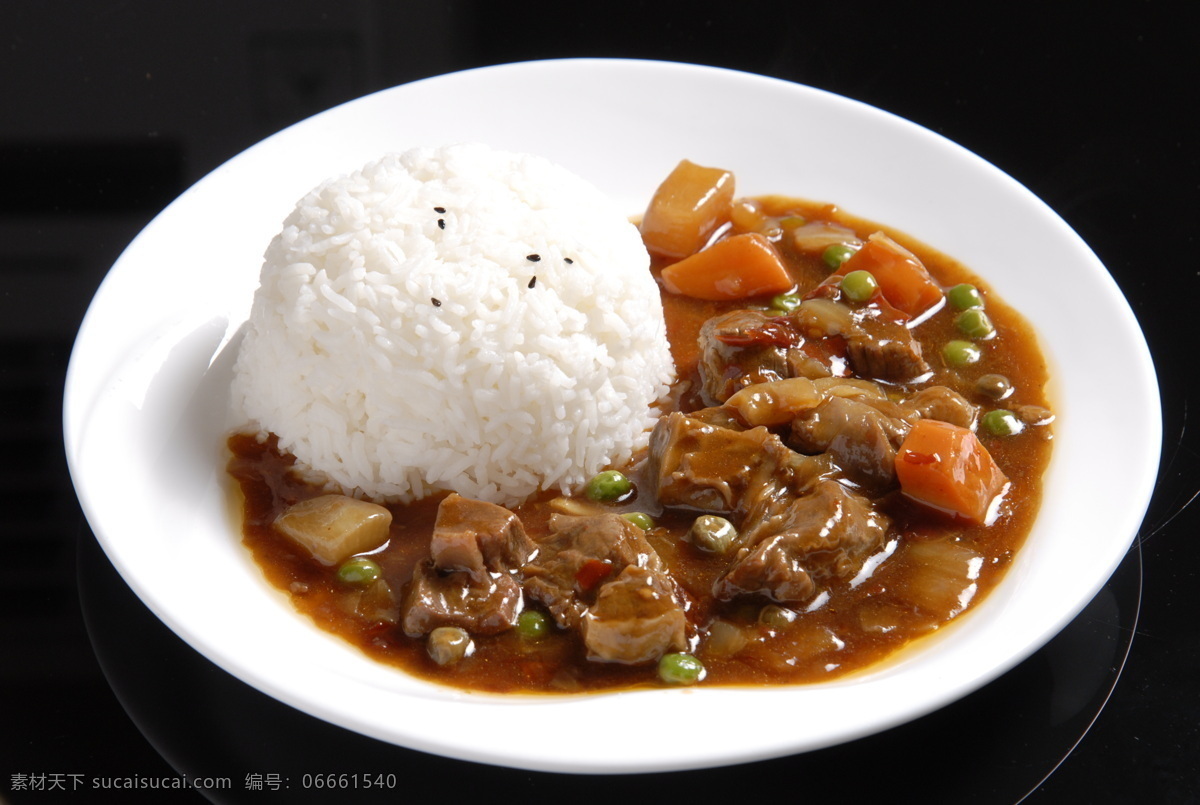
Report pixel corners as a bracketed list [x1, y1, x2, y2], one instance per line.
[64, 59, 1160, 773]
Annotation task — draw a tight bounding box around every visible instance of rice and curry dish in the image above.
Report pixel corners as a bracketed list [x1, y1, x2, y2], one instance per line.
[226, 144, 1053, 692]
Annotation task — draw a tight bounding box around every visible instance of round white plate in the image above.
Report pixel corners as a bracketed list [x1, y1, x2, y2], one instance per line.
[64, 59, 1160, 773]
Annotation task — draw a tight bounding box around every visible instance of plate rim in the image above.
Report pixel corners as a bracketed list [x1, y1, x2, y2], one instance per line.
[63, 57, 1162, 773]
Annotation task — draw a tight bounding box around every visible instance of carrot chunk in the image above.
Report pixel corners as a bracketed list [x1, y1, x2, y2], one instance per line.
[836, 233, 944, 318]
[895, 419, 1009, 524]
[641, 160, 735, 259]
[660, 233, 794, 301]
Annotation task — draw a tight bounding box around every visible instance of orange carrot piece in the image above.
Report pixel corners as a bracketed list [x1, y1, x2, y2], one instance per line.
[895, 419, 1009, 524]
[660, 233, 794, 301]
[836, 233, 944, 318]
[640, 160, 735, 260]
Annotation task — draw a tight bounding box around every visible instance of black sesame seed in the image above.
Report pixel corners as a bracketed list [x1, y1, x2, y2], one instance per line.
[528, 276, 537, 289]
[434, 206, 446, 213]
[431, 297, 442, 307]
[526, 253, 541, 262]
[564, 257, 574, 264]
[437, 218, 446, 229]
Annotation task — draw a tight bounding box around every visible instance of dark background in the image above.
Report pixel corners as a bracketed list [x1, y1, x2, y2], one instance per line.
[2, 2, 1197, 802]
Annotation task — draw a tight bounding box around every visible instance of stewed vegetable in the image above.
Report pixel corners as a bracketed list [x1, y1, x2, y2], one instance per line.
[585, 470, 632, 502]
[839, 269, 879, 302]
[658, 653, 706, 685]
[943, 339, 982, 367]
[948, 283, 984, 310]
[981, 408, 1024, 436]
[273, 494, 391, 565]
[620, 511, 655, 531]
[895, 419, 1009, 524]
[688, 515, 738, 554]
[336, 556, 383, 585]
[427, 626, 472, 666]
[640, 160, 735, 259]
[516, 610, 550, 640]
[956, 308, 995, 339]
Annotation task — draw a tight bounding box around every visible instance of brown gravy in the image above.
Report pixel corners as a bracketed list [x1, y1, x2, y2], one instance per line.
[227, 196, 1053, 693]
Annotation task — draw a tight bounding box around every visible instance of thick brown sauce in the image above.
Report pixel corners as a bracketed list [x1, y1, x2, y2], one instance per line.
[227, 196, 1053, 694]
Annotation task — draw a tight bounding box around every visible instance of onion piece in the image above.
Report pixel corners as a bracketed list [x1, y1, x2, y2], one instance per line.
[891, 539, 984, 617]
[791, 297, 856, 338]
[791, 221, 861, 253]
[726, 377, 823, 426]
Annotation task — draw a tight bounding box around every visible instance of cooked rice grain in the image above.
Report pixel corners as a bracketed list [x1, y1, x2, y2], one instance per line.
[231, 144, 675, 505]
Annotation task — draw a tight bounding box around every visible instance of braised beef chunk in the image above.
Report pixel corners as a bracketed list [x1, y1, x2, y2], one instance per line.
[523, 513, 666, 628]
[429, 493, 536, 581]
[522, 513, 689, 664]
[698, 309, 798, 402]
[581, 565, 689, 664]
[715, 480, 890, 604]
[402, 564, 523, 637]
[702, 301, 930, 397]
[400, 493, 534, 637]
[845, 317, 930, 382]
[902, 385, 979, 429]
[647, 412, 788, 513]
[789, 395, 916, 489]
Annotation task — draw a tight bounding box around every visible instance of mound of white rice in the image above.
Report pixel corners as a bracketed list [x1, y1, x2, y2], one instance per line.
[231, 143, 675, 506]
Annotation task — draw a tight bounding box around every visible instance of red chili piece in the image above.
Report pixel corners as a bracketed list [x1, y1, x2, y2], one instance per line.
[575, 559, 613, 592]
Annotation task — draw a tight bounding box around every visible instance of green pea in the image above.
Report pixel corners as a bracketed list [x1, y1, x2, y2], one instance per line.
[585, 470, 632, 502]
[770, 292, 803, 313]
[822, 243, 858, 270]
[955, 308, 995, 339]
[759, 604, 798, 628]
[336, 556, 382, 585]
[427, 626, 472, 666]
[688, 514, 738, 554]
[975, 373, 1013, 400]
[621, 511, 655, 531]
[1016, 404, 1054, 426]
[948, 283, 984, 310]
[943, 339, 982, 367]
[982, 408, 1024, 436]
[516, 610, 550, 640]
[658, 652, 706, 685]
[840, 269, 879, 303]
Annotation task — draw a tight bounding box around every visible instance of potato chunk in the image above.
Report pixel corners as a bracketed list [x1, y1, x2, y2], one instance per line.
[274, 494, 392, 564]
[640, 159, 735, 259]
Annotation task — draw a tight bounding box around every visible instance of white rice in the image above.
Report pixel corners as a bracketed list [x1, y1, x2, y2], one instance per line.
[231, 143, 675, 506]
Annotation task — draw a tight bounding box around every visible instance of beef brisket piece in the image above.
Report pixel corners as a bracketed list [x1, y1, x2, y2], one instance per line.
[646, 411, 826, 515]
[522, 513, 689, 664]
[401, 494, 535, 637]
[714, 480, 890, 604]
[789, 395, 917, 490]
[697, 309, 801, 403]
[581, 565, 689, 664]
[844, 316, 930, 382]
[402, 565, 523, 637]
[428, 493, 536, 581]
